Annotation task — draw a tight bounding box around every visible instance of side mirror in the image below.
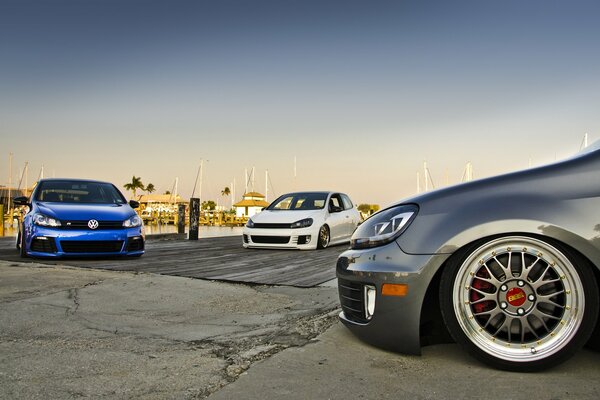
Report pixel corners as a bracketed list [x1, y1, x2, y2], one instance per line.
[129, 200, 140, 209]
[329, 205, 343, 213]
[13, 196, 29, 206]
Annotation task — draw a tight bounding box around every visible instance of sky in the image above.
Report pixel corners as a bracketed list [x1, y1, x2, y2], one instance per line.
[1, 0, 600, 207]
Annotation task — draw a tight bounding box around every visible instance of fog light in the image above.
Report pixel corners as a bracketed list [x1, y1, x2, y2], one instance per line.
[364, 285, 376, 319]
[297, 235, 311, 245]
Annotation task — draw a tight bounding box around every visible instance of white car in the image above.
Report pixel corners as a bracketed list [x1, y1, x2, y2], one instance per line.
[243, 191, 362, 250]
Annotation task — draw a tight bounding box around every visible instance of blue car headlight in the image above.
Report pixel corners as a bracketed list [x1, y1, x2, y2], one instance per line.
[33, 213, 62, 227]
[123, 215, 142, 228]
[291, 218, 313, 229]
[350, 204, 418, 249]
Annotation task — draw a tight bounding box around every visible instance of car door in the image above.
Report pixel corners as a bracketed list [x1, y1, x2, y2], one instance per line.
[341, 194, 359, 237]
[326, 194, 346, 242]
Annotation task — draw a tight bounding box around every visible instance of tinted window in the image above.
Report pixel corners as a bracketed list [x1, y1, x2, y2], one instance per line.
[268, 192, 328, 211]
[35, 181, 126, 204]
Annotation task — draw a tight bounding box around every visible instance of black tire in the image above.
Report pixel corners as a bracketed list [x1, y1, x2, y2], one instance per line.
[19, 224, 28, 258]
[317, 225, 330, 249]
[439, 235, 599, 371]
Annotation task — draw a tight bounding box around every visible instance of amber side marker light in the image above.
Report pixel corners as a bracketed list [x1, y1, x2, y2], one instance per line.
[381, 283, 408, 297]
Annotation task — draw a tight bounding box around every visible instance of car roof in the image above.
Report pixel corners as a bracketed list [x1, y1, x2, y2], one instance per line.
[277, 191, 342, 197]
[38, 178, 113, 185]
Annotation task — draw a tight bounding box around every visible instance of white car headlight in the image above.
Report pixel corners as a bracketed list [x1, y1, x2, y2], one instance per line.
[291, 218, 313, 229]
[123, 215, 142, 228]
[33, 213, 61, 227]
[246, 219, 255, 228]
[350, 204, 418, 249]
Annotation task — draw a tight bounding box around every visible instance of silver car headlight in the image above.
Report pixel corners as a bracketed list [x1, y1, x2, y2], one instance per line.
[291, 218, 313, 229]
[33, 213, 62, 227]
[350, 204, 418, 249]
[123, 215, 142, 228]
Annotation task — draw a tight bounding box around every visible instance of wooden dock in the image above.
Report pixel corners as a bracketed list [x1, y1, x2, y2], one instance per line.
[0, 236, 345, 287]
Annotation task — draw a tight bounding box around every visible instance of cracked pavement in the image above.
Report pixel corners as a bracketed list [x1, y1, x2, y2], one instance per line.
[3, 260, 599, 400]
[0, 260, 339, 399]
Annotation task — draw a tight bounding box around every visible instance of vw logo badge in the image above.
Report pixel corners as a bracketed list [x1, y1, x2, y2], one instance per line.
[88, 219, 99, 230]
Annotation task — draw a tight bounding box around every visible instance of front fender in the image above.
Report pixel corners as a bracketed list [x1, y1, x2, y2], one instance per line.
[398, 217, 600, 271]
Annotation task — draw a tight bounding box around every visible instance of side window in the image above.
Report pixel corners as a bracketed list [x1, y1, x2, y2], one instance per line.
[329, 195, 342, 210]
[341, 194, 353, 210]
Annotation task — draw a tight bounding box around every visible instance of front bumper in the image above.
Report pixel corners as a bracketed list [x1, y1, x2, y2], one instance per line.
[25, 225, 145, 257]
[337, 241, 449, 354]
[242, 226, 318, 250]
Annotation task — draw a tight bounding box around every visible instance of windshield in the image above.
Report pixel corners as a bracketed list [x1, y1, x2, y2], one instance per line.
[34, 181, 127, 204]
[267, 192, 328, 211]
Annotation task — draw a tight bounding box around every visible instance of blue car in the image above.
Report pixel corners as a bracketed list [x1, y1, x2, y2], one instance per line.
[14, 178, 145, 258]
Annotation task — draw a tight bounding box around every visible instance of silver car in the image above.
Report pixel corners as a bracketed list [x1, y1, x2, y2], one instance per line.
[337, 142, 600, 371]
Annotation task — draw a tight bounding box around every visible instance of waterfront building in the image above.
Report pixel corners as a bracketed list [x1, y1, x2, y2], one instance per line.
[233, 192, 269, 218]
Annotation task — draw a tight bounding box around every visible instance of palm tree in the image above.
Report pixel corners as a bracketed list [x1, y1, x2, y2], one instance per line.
[221, 187, 231, 197]
[145, 183, 155, 194]
[124, 176, 144, 199]
[202, 200, 217, 210]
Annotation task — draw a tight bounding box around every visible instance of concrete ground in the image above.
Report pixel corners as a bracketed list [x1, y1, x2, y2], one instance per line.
[210, 324, 600, 400]
[1, 260, 599, 399]
[0, 261, 338, 399]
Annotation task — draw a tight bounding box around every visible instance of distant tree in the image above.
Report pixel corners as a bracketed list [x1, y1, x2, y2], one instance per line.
[201, 200, 217, 210]
[145, 183, 155, 194]
[221, 187, 231, 197]
[357, 204, 370, 213]
[358, 204, 380, 216]
[124, 176, 144, 199]
[164, 190, 171, 195]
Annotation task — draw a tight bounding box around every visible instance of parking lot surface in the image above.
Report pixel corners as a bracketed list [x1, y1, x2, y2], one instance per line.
[1, 257, 599, 399]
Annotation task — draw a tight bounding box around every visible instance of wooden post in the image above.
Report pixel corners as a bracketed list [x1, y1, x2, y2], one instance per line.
[189, 198, 200, 240]
[0, 204, 4, 236]
[177, 204, 185, 234]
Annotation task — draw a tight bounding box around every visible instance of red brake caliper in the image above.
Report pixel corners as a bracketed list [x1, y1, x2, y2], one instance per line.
[471, 267, 495, 314]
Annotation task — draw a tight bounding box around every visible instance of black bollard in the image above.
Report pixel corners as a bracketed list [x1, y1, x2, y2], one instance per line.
[189, 198, 200, 240]
[177, 203, 186, 234]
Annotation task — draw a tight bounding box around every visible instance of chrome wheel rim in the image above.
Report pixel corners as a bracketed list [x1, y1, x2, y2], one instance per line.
[453, 236, 584, 362]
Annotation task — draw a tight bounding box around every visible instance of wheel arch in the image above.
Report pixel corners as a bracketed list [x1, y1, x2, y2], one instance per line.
[418, 230, 600, 350]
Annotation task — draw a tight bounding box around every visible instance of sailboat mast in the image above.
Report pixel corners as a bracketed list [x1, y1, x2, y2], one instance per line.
[265, 170, 268, 202]
[8, 153, 12, 212]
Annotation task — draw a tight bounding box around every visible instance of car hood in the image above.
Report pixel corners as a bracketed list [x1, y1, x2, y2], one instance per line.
[251, 209, 323, 223]
[35, 203, 135, 221]
[392, 142, 600, 213]
[387, 141, 600, 255]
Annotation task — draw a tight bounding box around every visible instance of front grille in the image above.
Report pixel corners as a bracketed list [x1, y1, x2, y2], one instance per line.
[60, 240, 124, 253]
[338, 278, 368, 323]
[126, 237, 144, 252]
[251, 223, 292, 229]
[30, 237, 57, 253]
[250, 235, 290, 244]
[60, 220, 124, 230]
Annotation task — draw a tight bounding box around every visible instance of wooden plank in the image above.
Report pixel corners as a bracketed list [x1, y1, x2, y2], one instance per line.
[0, 236, 344, 287]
